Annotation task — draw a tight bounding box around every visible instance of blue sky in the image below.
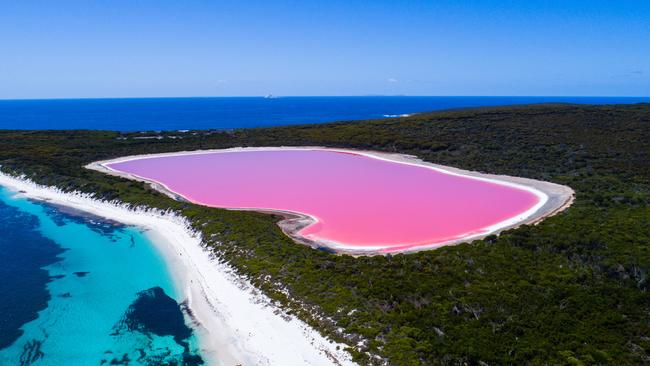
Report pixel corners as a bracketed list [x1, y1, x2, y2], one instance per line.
[0, 0, 648, 98]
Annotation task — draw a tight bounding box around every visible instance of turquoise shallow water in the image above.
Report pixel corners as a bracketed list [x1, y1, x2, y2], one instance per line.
[0, 187, 205, 365]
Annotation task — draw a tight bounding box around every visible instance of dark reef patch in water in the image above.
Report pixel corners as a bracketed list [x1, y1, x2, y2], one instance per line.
[73, 271, 90, 277]
[0, 200, 65, 350]
[110, 287, 204, 365]
[18, 339, 44, 366]
[120, 287, 192, 341]
[107, 353, 130, 365]
[31, 200, 127, 240]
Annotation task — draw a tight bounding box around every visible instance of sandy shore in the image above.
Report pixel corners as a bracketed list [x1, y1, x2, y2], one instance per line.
[0, 172, 356, 366]
[88, 146, 575, 255]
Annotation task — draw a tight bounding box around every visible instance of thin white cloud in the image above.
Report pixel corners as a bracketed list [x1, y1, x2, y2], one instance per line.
[387, 78, 398, 83]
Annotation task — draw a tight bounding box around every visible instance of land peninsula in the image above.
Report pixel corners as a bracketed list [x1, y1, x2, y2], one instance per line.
[1, 104, 649, 365]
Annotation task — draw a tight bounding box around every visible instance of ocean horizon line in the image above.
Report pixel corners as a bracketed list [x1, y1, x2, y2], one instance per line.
[1, 95, 650, 102]
[2, 96, 649, 132]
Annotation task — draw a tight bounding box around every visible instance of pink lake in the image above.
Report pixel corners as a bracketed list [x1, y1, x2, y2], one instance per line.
[106, 149, 542, 252]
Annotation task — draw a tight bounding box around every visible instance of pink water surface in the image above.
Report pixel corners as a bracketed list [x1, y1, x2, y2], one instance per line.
[107, 149, 540, 251]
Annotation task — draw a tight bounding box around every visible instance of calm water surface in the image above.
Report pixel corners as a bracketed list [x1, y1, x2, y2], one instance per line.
[107, 149, 540, 251]
[0, 187, 205, 365]
[0, 96, 648, 131]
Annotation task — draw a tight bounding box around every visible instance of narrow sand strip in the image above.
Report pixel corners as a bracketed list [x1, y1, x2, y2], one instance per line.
[0, 172, 356, 366]
[88, 146, 575, 254]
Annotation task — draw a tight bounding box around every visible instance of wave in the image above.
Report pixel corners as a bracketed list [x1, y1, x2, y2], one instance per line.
[383, 113, 412, 118]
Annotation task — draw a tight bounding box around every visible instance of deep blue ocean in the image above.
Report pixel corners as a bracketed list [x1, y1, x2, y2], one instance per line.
[0, 96, 648, 131]
[0, 188, 205, 365]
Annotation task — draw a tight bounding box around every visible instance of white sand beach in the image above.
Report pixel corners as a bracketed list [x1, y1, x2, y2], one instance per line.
[0, 172, 356, 366]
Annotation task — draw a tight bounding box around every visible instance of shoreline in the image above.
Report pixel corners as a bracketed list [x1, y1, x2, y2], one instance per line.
[0, 172, 356, 366]
[88, 146, 575, 255]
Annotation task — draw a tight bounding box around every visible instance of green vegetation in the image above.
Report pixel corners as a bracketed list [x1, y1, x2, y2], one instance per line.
[1, 104, 649, 365]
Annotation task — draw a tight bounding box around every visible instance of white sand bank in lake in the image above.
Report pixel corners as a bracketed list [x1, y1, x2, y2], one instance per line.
[0, 172, 356, 366]
[88, 146, 575, 255]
